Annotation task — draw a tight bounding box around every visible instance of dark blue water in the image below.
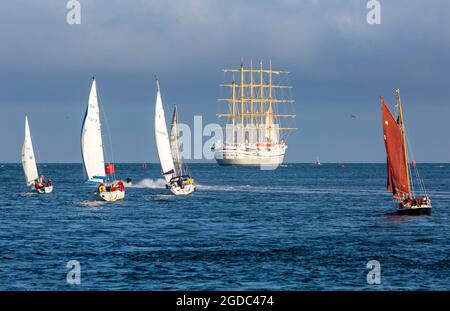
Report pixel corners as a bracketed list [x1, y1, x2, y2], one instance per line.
[0, 163, 449, 290]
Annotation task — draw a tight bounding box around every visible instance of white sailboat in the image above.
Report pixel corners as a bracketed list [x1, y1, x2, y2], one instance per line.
[81, 77, 125, 202]
[154, 80, 195, 195]
[21, 116, 53, 193]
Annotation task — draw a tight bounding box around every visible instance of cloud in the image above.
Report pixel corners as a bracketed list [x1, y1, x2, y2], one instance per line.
[0, 0, 449, 162]
[1, 0, 449, 79]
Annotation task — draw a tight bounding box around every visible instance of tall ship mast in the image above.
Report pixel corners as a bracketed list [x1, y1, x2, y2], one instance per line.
[212, 60, 297, 167]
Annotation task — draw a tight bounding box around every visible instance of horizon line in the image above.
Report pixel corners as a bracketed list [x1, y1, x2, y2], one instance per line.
[1, 162, 448, 165]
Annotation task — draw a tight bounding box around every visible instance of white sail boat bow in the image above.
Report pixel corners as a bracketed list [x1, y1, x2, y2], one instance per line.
[154, 80, 195, 195]
[21, 116, 53, 193]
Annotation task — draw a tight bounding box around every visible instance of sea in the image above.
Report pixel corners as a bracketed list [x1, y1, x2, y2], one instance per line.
[0, 163, 449, 290]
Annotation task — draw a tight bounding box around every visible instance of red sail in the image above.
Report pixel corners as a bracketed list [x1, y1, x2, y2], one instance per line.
[381, 97, 410, 198]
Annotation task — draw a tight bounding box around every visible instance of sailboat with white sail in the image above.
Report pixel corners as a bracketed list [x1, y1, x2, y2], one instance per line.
[21, 115, 53, 193]
[154, 80, 195, 195]
[381, 89, 431, 215]
[81, 77, 125, 202]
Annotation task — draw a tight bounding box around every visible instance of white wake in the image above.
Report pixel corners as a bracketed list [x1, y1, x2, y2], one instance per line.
[130, 178, 166, 189]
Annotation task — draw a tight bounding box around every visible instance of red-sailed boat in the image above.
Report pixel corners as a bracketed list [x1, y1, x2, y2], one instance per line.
[381, 89, 431, 215]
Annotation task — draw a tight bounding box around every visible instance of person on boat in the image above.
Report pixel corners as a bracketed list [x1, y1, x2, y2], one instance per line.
[46, 179, 52, 187]
[110, 183, 117, 192]
[34, 181, 42, 189]
[126, 177, 132, 184]
[117, 180, 125, 192]
[177, 177, 184, 189]
[98, 183, 106, 193]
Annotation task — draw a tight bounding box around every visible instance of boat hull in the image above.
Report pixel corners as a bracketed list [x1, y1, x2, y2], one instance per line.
[215, 155, 285, 166]
[214, 147, 285, 167]
[397, 205, 432, 216]
[36, 185, 53, 194]
[396, 197, 432, 215]
[98, 190, 125, 202]
[169, 183, 195, 196]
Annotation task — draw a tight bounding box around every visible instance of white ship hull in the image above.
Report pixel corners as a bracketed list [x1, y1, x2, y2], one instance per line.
[214, 143, 286, 166]
[98, 189, 125, 202]
[169, 183, 196, 195]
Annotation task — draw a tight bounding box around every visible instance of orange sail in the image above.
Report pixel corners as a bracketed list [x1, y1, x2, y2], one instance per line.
[381, 97, 411, 199]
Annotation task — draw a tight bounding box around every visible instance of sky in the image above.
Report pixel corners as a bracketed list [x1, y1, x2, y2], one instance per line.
[0, 0, 449, 163]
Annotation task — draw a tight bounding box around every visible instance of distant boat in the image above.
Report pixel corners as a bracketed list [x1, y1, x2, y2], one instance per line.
[124, 177, 133, 187]
[212, 60, 297, 166]
[81, 77, 125, 202]
[315, 156, 321, 166]
[154, 79, 196, 195]
[381, 89, 431, 215]
[21, 116, 53, 194]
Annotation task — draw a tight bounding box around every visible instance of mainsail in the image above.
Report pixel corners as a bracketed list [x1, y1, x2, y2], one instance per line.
[21, 116, 39, 186]
[154, 80, 175, 183]
[381, 97, 411, 198]
[81, 78, 106, 184]
[170, 106, 183, 177]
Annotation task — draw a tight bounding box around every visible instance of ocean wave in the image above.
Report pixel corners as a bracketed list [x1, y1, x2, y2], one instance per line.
[130, 178, 166, 189]
[72, 200, 108, 209]
[196, 184, 385, 196]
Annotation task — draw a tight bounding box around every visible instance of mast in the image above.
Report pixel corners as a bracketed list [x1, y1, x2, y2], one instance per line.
[250, 60, 254, 143]
[268, 60, 273, 142]
[395, 88, 411, 195]
[219, 62, 297, 145]
[231, 81, 236, 144]
[259, 60, 264, 143]
[240, 63, 244, 144]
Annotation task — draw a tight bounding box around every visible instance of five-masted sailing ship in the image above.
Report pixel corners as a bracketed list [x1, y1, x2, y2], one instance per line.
[381, 89, 431, 215]
[212, 61, 296, 167]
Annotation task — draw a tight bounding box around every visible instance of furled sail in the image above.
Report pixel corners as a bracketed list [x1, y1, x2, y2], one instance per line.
[170, 106, 183, 177]
[381, 97, 411, 198]
[154, 80, 175, 183]
[265, 105, 278, 143]
[81, 78, 106, 184]
[21, 116, 39, 186]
